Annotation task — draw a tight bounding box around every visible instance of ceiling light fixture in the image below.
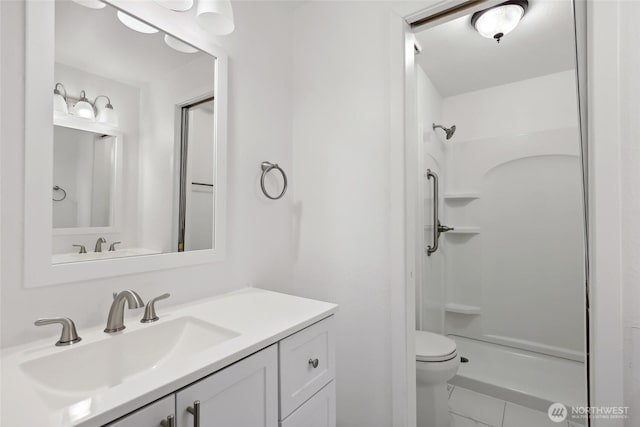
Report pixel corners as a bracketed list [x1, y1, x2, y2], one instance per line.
[196, 0, 235, 35]
[471, 0, 528, 44]
[154, 0, 194, 12]
[70, 0, 107, 9]
[117, 11, 159, 34]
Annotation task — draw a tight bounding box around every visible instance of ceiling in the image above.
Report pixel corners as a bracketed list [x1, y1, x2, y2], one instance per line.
[414, 0, 576, 97]
[55, 0, 211, 88]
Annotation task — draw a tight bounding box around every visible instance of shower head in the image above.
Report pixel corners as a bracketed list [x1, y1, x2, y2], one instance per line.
[432, 123, 456, 140]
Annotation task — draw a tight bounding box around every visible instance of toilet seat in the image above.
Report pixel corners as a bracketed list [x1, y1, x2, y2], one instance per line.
[416, 330, 458, 362]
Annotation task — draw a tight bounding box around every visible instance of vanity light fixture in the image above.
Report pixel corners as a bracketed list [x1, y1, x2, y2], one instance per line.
[55, 86, 118, 125]
[154, 0, 194, 12]
[471, 0, 528, 43]
[196, 0, 235, 35]
[117, 11, 159, 34]
[53, 83, 68, 115]
[74, 90, 96, 120]
[70, 0, 106, 9]
[94, 95, 118, 127]
[164, 35, 198, 53]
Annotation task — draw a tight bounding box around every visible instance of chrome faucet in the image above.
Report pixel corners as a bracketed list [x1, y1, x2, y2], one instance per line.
[95, 237, 107, 252]
[35, 317, 82, 346]
[104, 290, 144, 333]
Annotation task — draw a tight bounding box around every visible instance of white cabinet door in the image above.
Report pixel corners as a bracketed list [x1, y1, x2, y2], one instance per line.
[106, 395, 175, 427]
[176, 345, 278, 427]
[280, 381, 336, 427]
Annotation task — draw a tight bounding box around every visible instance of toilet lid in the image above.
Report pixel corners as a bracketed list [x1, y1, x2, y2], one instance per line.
[415, 331, 457, 362]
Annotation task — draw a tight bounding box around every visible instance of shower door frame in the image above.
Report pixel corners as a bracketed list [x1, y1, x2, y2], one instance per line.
[389, 1, 618, 426]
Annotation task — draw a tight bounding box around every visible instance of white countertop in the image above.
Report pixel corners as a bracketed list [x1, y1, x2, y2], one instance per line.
[0, 288, 338, 426]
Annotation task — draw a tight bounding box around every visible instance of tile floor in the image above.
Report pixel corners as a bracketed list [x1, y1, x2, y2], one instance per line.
[446, 384, 585, 427]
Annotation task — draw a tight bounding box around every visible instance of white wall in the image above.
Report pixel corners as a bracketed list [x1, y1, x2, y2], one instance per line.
[416, 65, 445, 334]
[619, 1, 640, 425]
[0, 0, 294, 348]
[138, 54, 215, 252]
[288, 2, 415, 426]
[439, 71, 585, 360]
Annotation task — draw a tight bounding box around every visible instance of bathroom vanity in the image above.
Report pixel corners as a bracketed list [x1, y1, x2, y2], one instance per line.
[0, 288, 337, 426]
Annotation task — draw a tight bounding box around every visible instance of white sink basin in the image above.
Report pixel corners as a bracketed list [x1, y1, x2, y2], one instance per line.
[20, 317, 239, 408]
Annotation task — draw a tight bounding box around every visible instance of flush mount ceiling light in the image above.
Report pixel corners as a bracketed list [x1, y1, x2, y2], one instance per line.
[117, 11, 159, 34]
[471, 0, 528, 43]
[164, 35, 198, 53]
[70, 0, 106, 9]
[154, 0, 194, 12]
[197, 0, 235, 35]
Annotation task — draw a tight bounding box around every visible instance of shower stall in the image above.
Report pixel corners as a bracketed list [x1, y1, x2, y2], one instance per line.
[415, 59, 587, 412]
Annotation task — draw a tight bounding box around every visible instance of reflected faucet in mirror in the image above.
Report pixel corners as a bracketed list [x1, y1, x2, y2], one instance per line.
[94, 237, 107, 253]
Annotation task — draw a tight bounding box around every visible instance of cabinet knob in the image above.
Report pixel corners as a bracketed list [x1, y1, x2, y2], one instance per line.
[160, 415, 174, 427]
[309, 358, 319, 368]
[187, 401, 200, 427]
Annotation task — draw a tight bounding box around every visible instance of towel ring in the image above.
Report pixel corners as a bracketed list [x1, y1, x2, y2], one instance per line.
[260, 161, 287, 200]
[52, 185, 67, 202]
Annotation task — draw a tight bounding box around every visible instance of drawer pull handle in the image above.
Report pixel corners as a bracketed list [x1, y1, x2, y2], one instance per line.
[160, 415, 175, 427]
[309, 358, 319, 368]
[187, 401, 200, 427]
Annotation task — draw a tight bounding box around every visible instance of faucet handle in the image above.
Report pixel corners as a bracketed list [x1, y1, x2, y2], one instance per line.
[141, 293, 171, 323]
[72, 244, 87, 254]
[34, 317, 82, 346]
[108, 242, 121, 252]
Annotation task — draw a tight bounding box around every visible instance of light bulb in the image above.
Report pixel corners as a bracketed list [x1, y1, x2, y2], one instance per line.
[53, 83, 68, 115]
[74, 91, 95, 120]
[96, 106, 118, 127]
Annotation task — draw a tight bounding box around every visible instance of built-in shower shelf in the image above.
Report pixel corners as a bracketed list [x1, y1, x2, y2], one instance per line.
[443, 192, 480, 200]
[445, 304, 481, 315]
[446, 227, 481, 234]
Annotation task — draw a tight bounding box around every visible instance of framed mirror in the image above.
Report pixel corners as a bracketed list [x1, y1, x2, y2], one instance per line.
[24, 0, 228, 287]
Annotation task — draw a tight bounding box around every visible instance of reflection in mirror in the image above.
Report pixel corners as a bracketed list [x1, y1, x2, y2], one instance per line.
[179, 98, 215, 252]
[53, 126, 116, 229]
[52, 0, 217, 264]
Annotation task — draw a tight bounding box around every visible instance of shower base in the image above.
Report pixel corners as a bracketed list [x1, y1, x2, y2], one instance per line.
[448, 335, 587, 413]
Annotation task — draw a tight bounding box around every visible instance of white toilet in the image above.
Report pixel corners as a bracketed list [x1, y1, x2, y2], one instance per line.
[416, 330, 460, 427]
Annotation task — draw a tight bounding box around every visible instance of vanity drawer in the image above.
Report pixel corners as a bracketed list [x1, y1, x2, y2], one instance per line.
[279, 315, 335, 418]
[280, 381, 336, 427]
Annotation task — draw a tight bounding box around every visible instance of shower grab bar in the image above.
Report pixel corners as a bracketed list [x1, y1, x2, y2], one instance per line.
[426, 169, 439, 256]
[425, 169, 454, 256]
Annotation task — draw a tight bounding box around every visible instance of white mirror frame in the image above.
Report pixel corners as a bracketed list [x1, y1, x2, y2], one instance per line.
[24, 0, 228, 288]
[52, 116, 123, 236]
